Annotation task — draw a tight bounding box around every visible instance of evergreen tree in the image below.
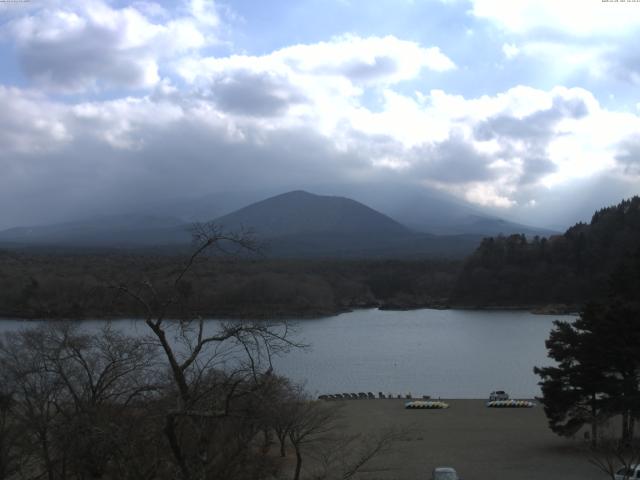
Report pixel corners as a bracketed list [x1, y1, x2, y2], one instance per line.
[535, 252, 640, 445]
[534, 304, 611, 446]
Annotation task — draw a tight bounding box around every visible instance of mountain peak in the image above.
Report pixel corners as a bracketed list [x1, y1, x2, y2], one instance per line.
[214, 190, 409, 238]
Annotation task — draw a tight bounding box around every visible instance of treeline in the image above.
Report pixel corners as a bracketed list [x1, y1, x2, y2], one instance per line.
[452, 196, 640, 307]
[0, 253, 459, 319]
[3, 196, 640, 318]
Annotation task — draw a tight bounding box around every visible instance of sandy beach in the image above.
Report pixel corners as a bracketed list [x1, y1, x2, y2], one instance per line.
[332, 399, 604, 480]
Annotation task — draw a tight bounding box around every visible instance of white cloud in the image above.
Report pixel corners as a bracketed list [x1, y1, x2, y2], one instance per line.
[0, 86, 71, 154]
[0, 22, 638, 218]
[502, 43, 519, 60]
[470, 0, 640, 36]
[176, 35, 455, 87]
[3, 74, 638, 213]
[274, 35, 456, 80]
[2, 0, 218, 92]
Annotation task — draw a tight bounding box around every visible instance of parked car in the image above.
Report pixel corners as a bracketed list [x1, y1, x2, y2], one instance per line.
[489, 390, 509, 401]
[615, 465, 640, 479]
[431, 467, 461, 480]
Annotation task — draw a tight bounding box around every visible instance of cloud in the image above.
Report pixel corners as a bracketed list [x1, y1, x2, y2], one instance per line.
[2, 77, 638, 222]
[274, 35, 456, 82]
[410, 135, 495, 184]
[0, 14, 639, 228]
[475, 94, 589, 143]
[2, 0, 217, 92]
[0, 86, 71, 154]
[176, 35, 455, 90]
[502, 43, 519, 60]
[615, 135, 640, 175]
[469, 0, 640, 36]
[608, 47, 640, 85]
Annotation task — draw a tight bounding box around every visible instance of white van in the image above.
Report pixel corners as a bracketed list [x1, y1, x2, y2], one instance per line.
[489, 390, 509, 401]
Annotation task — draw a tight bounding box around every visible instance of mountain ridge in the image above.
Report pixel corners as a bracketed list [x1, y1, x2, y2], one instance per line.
[0, 190, 554, 257]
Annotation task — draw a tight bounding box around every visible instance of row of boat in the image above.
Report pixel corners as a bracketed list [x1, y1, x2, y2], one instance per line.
[404, 399, 536, 409]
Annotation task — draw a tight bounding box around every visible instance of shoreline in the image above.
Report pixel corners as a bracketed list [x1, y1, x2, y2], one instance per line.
[0, 303, 580, 322]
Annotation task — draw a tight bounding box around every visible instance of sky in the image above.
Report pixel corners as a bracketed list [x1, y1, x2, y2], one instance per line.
[0, 0, 639, 230]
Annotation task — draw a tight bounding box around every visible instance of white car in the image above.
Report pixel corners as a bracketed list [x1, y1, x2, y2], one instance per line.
[615, 465, 640, 479]
[489, 390, 509, 401]
[431, 467, 461, 480]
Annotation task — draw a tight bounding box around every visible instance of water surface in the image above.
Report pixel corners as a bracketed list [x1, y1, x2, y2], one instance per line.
[0, 308, 573, 398]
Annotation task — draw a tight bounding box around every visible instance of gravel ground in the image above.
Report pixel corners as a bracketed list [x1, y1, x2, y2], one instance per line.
[332, 399, 605, 480]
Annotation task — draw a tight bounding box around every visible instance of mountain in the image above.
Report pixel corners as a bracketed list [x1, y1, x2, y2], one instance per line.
[0, 214, 191, 247]
[344, 184, 556, 236]
[213, 190, 482, 258]
[214, 190, 409, 237]
[443, 214, 557, 237]
[0, 191, 485, 258]
[135, 184, 556, 237]
[3, 189, 554, 258]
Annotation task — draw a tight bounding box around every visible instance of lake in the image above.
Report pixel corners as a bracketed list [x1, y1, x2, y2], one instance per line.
[0, 308, 574, 399]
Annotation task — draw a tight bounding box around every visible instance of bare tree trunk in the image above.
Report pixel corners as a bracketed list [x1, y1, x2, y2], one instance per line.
[261, 428, 272, 454]
[591, 395, 598, 448]
[164, 414, 191, 480]
[293, 444, 302, 480]
[623, 410, 630, 445]
[280, 439, 286, 458]
[40, 433, 55, 480]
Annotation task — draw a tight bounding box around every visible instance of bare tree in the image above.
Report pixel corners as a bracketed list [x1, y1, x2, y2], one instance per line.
[0, 327, 67, 480]
[283, 393, 404, 480]
[0, 323, 160, 480]
[0, 388, 20, 480]
[114, 222, 303, 480]
[287, 399, 342, 480]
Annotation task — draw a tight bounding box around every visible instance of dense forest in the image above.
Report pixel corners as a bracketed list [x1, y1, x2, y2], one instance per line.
[452, 196, 640, 308]
[1, 196, 639, 319]
[0, 253, 458, 319]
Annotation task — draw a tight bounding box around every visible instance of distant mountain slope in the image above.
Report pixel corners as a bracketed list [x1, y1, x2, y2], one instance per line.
[0, 191, 489, 258]
[212, 191, 483, 258]
[347, 185, 556, 236]
[0, 190, 489, 258]
[447, 214, 557, 237]
[453, 196, 640, 306]
[142, 184, 556, 237]
[214, 190, 410, 237]
[0, 214, 191, 247]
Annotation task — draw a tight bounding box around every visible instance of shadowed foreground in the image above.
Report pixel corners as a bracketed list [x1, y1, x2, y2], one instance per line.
[335, 399, 602, 480]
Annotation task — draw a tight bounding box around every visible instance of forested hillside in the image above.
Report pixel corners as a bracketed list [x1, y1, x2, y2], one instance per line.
[0, 253, 458, 319]
[452, 196, 640, 307]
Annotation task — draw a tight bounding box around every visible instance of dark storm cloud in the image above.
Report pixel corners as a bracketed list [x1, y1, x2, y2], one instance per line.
[201, 70, 308, 117]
